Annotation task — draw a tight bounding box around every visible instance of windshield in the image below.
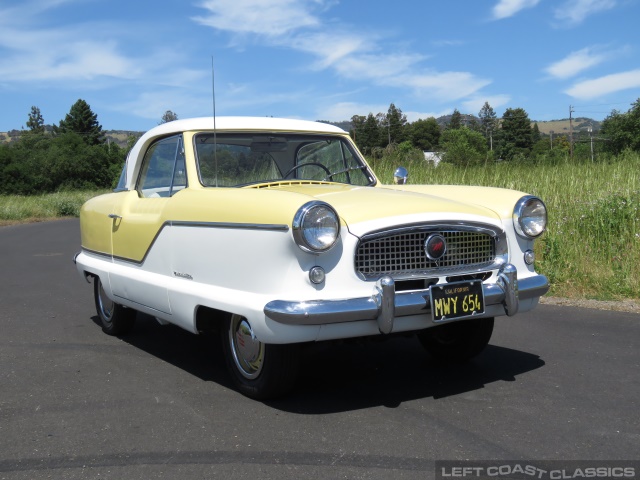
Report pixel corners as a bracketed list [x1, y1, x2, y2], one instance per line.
[194, 133, 375, 187]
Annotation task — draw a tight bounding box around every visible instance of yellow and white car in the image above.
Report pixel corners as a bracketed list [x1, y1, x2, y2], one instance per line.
[74, 117, 549, 399]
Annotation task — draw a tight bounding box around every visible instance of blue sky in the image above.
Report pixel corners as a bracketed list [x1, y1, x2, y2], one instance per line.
[1, 0, 639, 132]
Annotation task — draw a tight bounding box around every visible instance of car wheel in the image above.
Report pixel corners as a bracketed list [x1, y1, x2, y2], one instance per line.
[417, 317, 494, 363]
[222, 314, 300, 400]
[93, 277, 136, 336]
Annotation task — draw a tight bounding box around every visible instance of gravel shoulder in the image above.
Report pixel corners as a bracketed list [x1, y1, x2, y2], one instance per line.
[540, 296, 640, 314]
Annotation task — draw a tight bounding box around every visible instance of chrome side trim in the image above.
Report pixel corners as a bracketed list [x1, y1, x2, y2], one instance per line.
[358, 222, 504, 243]
[169, 221, 289, 232]
[80, 247, 112, 260]
[264, 268, 549, 329]
[89, 220, 289, 266]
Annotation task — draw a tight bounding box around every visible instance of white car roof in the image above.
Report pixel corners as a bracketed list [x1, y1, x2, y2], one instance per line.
[146, 116, 345, 137]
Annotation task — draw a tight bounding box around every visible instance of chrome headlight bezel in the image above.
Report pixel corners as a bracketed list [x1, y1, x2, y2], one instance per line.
[513, 195, 547, 238]
[292, 201, 340, 253]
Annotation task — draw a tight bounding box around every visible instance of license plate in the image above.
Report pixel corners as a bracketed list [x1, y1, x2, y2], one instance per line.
[430, 280, 485, 322]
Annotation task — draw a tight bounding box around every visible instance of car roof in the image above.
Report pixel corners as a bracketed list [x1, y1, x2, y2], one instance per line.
[144, 117, 347, 138]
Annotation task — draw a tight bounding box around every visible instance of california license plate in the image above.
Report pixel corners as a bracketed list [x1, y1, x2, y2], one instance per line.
[430, 280, 485, 322]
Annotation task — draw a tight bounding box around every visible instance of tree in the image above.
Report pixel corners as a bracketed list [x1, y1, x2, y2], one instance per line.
[385, 103, 408, 145]
[478, 102, 498, 149]
[498, 107, 533, 160]
[160, 110, 179, 124]
[447, 109, 463, 130]
[410, 117, 441, 151]
[54, 99, 104, 146]
[440, 127, 488, 166]
[532, 123, 541, 143]
[350, 115, 366, 143]
[26, 106, 45, 134]
[357, 113, 382, 153]
[600, 99, 640, 154]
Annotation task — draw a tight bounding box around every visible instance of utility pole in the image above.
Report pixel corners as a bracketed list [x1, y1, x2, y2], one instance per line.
[550, 130, 554, 149]
[588, 124, 594, 162]
[569, 105, 574, 160]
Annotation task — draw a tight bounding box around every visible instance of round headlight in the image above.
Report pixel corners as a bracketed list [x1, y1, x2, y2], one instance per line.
[293, 201, 340, 253]
[513, 196, 547, 238]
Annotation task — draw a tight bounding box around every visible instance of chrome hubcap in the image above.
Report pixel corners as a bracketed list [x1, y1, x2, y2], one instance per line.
[229, 315, 264, 379]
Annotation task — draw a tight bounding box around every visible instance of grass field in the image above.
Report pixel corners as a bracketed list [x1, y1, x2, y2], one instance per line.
[1, 152, 638, 300]
[0, 190, 106, 225]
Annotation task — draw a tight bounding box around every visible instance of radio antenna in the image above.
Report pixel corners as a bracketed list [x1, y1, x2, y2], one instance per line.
[211, 56, 218, 187]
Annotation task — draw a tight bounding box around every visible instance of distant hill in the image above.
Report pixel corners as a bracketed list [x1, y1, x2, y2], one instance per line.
[104, 131, 142, 148]
[436, 113, 479, 129]
[0, 127, 142, 148]
[316, 120, 353, 132]
[531, 117, 600, 135]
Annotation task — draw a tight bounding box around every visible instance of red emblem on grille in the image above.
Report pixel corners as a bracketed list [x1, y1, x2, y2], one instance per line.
[425, 234, 447, 261]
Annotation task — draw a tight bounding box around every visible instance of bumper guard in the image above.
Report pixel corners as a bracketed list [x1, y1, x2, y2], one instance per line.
[264, 264, 549, 334]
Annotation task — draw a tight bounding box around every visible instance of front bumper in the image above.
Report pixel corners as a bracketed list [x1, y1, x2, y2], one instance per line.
[264, 264, 549, 334]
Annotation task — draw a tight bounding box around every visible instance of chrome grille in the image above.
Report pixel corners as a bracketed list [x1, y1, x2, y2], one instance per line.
[355, 229, 496, 279]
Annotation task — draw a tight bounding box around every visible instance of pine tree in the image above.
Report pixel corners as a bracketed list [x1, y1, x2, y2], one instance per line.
[447, 109, 462, 130]
[54, 99, 104, 145]
[386, 103, 408, 145]
[26, 106, 45, 134]
[358, 113, 382, 153]
[498, 107, 533, 160]
[478, 102, 498, 149]
[532, 123, 541, 143]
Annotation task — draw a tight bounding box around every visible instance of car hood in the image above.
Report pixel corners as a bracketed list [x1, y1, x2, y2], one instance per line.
[253, 182, 505, 237]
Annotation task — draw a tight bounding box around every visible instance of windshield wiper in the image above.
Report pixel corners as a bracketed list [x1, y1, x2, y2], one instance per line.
[322, 165, 367, 182]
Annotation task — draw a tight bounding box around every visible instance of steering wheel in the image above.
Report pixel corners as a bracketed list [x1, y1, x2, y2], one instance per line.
[283, 162, 331, 179]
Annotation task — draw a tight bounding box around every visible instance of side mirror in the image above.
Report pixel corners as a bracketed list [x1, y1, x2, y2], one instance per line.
[393, 166, 408, 185]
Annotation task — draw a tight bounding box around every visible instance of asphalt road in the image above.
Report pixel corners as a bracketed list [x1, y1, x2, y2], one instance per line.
[0, 219, 638, 479]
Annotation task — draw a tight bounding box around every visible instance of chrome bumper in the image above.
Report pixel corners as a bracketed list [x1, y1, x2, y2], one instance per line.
[264, 264, 549, 334]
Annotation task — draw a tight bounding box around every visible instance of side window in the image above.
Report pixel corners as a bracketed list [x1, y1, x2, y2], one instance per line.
[114, 162, 128, 192]
[137, 135, 186, 198]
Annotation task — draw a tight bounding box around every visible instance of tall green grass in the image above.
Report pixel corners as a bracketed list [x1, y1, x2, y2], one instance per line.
[372, 151, 640, 300]
[0, 190, 106, 223]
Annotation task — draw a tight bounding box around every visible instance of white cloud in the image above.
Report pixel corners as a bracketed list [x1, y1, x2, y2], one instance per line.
[315, 102, 450, 124]
[565, 69, 640, 99]
[431, 40, 465, 48]
[554, 0, 617, 26]
[404, 109, 452, 123]
[192, 0, 321, 36]
[291, 31, 371, 69]
[492, 0, 541, 19]
[399, 72, 492, 102]
[545, 47, 608, 79]
[193, 1, 490, 103]
[0, 3, 205, 89]
[316, 102, 390, 121]
[461, 95, 511, 115]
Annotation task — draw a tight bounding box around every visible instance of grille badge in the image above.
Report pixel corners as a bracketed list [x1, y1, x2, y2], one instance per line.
[425, 234, 447, 261]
